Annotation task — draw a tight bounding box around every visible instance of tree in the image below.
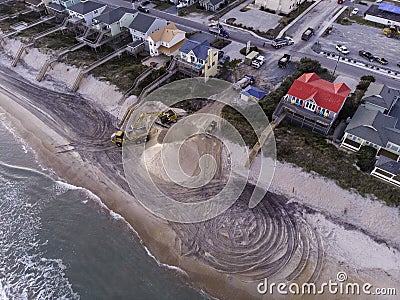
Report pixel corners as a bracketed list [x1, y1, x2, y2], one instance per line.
[356, 146, 377, 172]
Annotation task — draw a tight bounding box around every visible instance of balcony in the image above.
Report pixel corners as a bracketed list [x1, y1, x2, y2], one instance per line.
[176, 58, 204, 76]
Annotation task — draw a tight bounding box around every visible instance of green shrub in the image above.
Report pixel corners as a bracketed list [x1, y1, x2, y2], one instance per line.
[361, 75, 375, 82]
[356, 146, 377, 172]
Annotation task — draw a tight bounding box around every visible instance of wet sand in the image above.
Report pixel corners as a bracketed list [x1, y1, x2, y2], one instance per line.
[0, 87, 260, 299]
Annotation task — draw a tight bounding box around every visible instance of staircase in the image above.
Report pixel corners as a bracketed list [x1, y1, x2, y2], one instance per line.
[11, 43, 33, 67]
[71, 70, 85, 92]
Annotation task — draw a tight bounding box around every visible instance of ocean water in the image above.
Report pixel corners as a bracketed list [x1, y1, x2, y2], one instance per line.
[0, 121, 208, 300]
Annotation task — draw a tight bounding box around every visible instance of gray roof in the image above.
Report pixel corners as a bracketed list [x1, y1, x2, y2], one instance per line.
[365, 4, 400, 23]
[179, 40, 215, 61]
[68, 1, 106, 15]
[127, 40, 144, 48]
[47, 2, 65, 12]
[346, 105, 398, 147]
[389, 97, 400, 130]
[363, 83, 399, 110]
[376, 155, 400, 175]
[209, 0, 225, 5]
[128, 13, 156, 33]
[25, 0, 43, 6]
[94, 7, 136, 25]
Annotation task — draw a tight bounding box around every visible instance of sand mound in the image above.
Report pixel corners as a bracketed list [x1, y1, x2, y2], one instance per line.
[143, 138, 202, 182]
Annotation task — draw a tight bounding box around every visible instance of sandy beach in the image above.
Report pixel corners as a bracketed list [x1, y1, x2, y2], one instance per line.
[1, 36, 400, 299]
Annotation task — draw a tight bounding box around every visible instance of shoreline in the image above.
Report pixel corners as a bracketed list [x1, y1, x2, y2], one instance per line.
[0, 85, 260, 299]
[3, 85, 400, 299]
[1, 38, 399, 298]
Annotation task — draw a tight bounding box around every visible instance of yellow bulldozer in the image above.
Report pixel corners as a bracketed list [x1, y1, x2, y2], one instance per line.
[111, 109, 177, 147]
[383, 25, 400, 39]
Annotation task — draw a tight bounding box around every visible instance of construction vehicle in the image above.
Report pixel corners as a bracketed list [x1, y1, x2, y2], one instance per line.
[383, 25, 400, 39]
[233, 74, 255, 90]
[158, 109, 177, 126]
[204, 120, 217, 138]
[111, 109, 177, 147]
[278, 54, 291, 68]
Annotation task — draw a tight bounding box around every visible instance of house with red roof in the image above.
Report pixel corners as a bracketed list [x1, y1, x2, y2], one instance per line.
[273, 73, 351, 134]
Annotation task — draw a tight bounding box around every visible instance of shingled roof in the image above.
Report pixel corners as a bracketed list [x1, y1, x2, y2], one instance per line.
[179, 40, 215, 61]
[94, 7, 136, 25]
[68, 0, 106, 15]
[128, 13, 157, 33]
[376, 155, 400, 175]
[363, 82, 399, 110]
[287, 73, 351, 113]
[149, 23, 184, 43]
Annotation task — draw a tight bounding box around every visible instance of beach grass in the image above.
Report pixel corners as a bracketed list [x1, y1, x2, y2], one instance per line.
[35, 30, 78, 50]
[61, 45, 115, 67]
[89, 52, 148, 92]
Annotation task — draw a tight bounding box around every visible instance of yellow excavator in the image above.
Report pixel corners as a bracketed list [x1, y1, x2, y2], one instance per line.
[111, 109, 178, 147]
[383, 25, 400, 39]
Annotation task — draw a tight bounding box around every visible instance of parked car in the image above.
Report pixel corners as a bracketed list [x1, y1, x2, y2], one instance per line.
[351, 8, 359, 15]
[278, 54, 291, 68]
[376, 0, 382, 3]
[359, 50, 374, 61]
[219, 55, 230, 64]
[177, 1, 188, 8]
[271, 37, 294, 49]
[137, 6, 149, 13]
[375, 56, 388, 65]
[397, 62, 400, 68]
[301, 27, 314, 41]
[336, 44, 349, 55]
[251, 55, 265, 69]
[141, 0, 150, 5]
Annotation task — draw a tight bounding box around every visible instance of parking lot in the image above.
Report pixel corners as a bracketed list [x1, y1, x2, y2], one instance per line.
[320, 22, 400, 70]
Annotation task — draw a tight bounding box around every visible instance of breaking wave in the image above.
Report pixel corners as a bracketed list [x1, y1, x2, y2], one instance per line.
[0, 162, 79, 299]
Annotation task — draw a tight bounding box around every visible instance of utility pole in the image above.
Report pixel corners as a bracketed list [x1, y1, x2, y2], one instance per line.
[333, 54, 340, 77]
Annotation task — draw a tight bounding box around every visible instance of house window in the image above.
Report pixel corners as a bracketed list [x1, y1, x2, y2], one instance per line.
[214, 52, 217, 56]
[212, 61, 215, 66]
[198, 59, 203, 64]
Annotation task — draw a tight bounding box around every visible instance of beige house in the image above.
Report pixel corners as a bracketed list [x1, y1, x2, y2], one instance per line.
[148, 23, 186, 57]
[255, 0, 307, 15]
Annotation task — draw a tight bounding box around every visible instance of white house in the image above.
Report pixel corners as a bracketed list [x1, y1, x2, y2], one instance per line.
[127, 13, 167, 50]
[148, 23, 186, 56]
[255, 0, 307, 15]
[67, 0, 108, 26]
